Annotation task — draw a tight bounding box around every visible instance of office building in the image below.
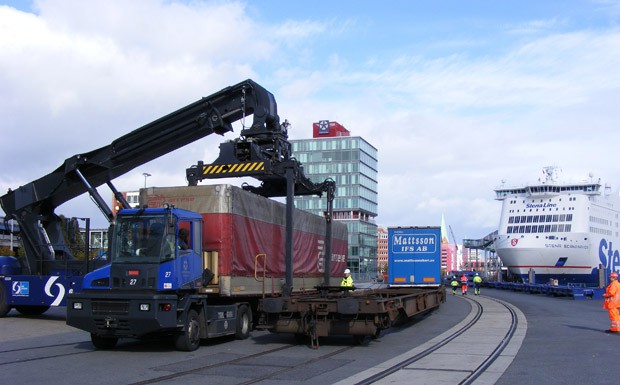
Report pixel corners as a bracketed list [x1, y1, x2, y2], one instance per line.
[291, 121, 378, 280]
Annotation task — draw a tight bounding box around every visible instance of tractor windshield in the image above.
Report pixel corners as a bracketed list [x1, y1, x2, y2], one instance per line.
[110, 214, 176, 263]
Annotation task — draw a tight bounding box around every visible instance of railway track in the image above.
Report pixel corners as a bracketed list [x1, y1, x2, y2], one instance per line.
[129, 344, 355, 385]
[0, 341, 96, 366]
[0, 295, 525, 384]
[338, 295, 526, 385]
[126, 295, 524, 385]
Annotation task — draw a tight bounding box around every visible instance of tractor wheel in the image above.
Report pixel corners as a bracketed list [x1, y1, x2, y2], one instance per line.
[91, 334, 118, 350]
[0, 284, 10, 317]
[174, 309, 201, 351]
[235, 304, 251, 339]
[15, 305, 50, 316]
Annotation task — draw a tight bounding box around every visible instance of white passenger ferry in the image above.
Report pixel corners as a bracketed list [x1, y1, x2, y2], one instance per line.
[493, 167, 620, 286]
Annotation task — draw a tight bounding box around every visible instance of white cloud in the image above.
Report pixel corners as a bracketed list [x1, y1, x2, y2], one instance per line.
[1, 0, 620, 244]
[507, 17, 567, 35]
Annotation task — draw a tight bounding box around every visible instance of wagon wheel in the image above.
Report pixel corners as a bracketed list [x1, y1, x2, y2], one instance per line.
[308, 317, 319, 349]
[310, 327, 319, 349]
[372, 327, 382, 339]
[353, 335, 365, 345]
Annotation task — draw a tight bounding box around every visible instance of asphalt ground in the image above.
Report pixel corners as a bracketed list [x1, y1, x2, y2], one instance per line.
[482, 288, 619, 385]
[0, 296, 470, 385]
[1, 288, 617, 384]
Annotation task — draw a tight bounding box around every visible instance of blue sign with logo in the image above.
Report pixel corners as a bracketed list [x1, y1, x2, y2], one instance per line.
[318, 120, 329, 134]
[388, 227, 441, 285]
[12, 281, 30, 296]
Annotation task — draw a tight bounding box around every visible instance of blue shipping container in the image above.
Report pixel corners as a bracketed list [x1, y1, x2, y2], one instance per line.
[388, 226, 441, 286]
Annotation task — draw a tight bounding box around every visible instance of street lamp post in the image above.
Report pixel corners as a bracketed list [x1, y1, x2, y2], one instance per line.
[143, 172, 151, 188]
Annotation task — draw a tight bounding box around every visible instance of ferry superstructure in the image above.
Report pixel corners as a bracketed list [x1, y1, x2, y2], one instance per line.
[493, 167, 620, 286]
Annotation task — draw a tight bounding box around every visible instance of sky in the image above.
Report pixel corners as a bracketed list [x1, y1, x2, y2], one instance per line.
[1, 0, 620, 243]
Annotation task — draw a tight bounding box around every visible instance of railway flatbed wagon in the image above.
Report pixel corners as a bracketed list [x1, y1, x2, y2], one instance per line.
[257, 285, 446, 347]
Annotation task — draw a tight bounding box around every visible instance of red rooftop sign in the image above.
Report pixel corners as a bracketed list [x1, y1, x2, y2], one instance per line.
[313, 120, 350, 138]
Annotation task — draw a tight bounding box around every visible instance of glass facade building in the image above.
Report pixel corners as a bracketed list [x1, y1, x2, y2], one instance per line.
[291, 130, 378, 281]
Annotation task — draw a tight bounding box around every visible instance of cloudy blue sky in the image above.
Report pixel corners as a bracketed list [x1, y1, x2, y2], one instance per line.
[1, 0, 620, 242]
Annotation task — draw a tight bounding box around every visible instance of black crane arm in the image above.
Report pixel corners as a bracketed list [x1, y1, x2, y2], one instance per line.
[0, 79, 277, 272]
[186, 116, 326, 199]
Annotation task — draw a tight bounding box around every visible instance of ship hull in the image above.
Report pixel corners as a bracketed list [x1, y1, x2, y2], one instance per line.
[495, 237, 597, 285]
[495, 233, 617, 286]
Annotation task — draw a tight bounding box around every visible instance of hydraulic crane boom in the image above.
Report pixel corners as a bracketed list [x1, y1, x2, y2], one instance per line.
[186, 114, 328, 198]
[0, 79, 277, 273]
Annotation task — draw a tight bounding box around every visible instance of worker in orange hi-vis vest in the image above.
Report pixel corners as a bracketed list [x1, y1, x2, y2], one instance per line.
[603, 271, 620, 333]
[460, 274, 468, 295]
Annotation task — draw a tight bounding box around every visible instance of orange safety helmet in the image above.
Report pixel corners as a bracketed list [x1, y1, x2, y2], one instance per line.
[611, 272, 619, 279]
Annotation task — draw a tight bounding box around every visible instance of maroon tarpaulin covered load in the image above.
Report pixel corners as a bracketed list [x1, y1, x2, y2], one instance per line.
[141, 184, 348, 296]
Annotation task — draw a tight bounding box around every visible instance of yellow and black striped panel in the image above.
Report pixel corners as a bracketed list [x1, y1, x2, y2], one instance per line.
[201, 161, 266, 177]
